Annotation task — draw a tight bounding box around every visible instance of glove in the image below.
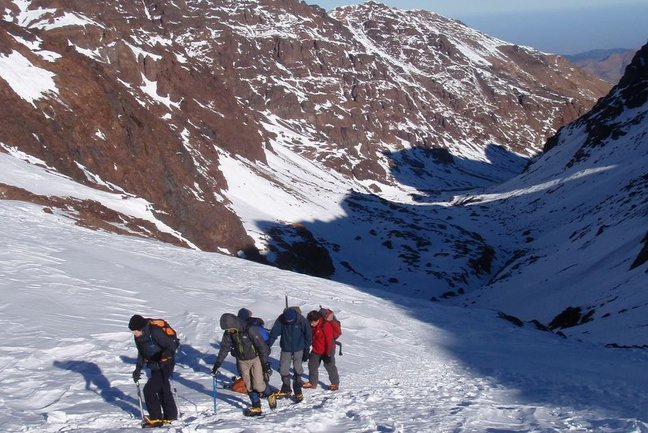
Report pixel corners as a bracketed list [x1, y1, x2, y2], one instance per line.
[322, 355, 331, 364]
[132, 368, 142, 383]
[211, 363, 220, 376]
[302, 349, 310, 362]
[261, 361, 271, 382]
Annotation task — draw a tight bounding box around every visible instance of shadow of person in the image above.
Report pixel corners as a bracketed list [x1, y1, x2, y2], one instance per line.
[53, 360, 140, 417]
[176, 343, 212, 374]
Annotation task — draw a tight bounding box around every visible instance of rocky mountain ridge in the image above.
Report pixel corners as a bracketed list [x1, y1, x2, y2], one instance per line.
[0, 0, 609, 257]
[1, 0, 646, 345]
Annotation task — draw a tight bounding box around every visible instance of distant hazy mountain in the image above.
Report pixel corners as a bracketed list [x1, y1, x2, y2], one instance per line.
[565, 48, 637, 84]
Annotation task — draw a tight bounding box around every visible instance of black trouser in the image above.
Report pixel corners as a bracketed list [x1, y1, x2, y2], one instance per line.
[144, 361, 177, 420]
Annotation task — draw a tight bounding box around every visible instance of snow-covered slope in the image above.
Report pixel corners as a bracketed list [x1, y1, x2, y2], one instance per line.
[451, 45, 648, 346]
[1, 197, 648, 432]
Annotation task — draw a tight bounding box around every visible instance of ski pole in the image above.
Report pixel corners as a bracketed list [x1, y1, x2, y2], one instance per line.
[135, 381, 145, 422]
[336, 341, 343, 356]
[170, 375, 182, 418]
[212, 374, 218, 415]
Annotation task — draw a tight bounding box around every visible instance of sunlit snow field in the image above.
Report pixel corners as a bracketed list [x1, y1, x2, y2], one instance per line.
[1, 198, 647, 432]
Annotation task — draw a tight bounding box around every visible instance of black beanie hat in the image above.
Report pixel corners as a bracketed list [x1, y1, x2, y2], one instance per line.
[128, 314, 147, 331]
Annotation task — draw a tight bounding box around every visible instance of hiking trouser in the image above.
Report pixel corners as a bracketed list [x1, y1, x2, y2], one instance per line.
[143, 361, 177, 420]
[279, 350, 304, 391]
[307, 348, 339, 386]
[237, 357, 265, 393]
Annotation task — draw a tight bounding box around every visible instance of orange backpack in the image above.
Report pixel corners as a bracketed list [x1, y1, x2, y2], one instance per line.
[230, 377, 248, 394]
[149, 319, 180, 346]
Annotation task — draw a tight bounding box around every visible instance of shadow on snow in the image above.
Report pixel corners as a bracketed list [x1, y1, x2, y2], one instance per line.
[247, 145, 646, 422]
[53, 360, 140, 418]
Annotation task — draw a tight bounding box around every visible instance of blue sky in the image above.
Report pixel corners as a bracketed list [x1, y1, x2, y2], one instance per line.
[308, 0, 648, 54]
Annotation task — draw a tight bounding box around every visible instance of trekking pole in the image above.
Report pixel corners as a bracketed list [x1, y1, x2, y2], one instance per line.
[135, 381, 145, 422]
[211, 372, 219, 415]
[170, 375, 182, 418]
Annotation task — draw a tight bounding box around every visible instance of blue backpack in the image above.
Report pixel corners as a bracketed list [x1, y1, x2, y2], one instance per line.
[257, 326, 270, 343]
[248, 317, 271, 344]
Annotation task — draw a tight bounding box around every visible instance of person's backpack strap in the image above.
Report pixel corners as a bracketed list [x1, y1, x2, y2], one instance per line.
[232, 330, 247, 357]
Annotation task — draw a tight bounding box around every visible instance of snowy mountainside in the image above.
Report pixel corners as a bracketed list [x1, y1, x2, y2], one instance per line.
[330, 2, 607, 156]
[1, 198, 648, 432]
[0, 0, 609, 259]
[450, 44, 648, 346]
[0, 0, 643, 347]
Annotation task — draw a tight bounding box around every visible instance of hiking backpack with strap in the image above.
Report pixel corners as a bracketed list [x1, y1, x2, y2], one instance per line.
[149, 319, 180, 348]
[231, 324, 269, 361]
[247, 317, 271, 345]
[319, 307, 342, 340]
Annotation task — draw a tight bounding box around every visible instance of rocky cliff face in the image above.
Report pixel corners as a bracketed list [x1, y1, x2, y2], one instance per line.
[0, 0, 610, 258]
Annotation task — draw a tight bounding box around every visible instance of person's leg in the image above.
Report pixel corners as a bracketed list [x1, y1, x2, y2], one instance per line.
[248, 390, 261, 408]
[160, 361, 178, 420]
[304, 353, 321, 387]
[239, 359, 263, 416]
[249, 358, 276, 410]
[323, 351, 339, 389]
[249, 357, 266, 393]
[278, 351, 292, 394]
[243, 390, 262, 416]
[238, 359, 253, 391]
[292, 350, 304, 394]
[143, 369, 163, 420]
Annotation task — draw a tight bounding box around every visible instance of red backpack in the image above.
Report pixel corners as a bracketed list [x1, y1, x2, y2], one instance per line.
[319, 307, 342, 339]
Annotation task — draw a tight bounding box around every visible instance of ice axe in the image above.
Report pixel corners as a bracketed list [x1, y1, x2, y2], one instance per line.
[211, 371, 219, 415]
